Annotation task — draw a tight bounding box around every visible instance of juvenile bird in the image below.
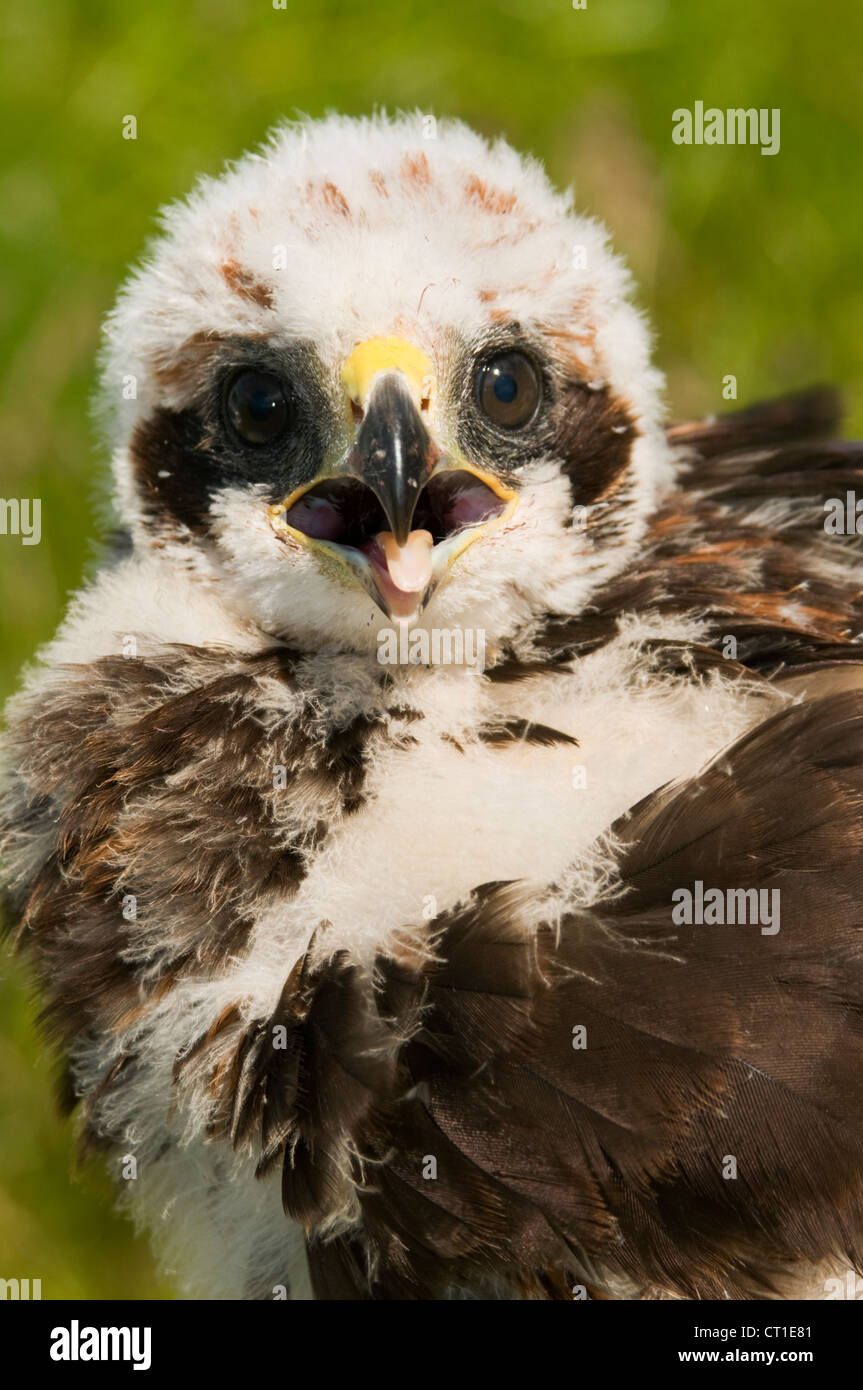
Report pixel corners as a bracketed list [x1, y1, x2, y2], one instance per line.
[3, 114, 863, 1300]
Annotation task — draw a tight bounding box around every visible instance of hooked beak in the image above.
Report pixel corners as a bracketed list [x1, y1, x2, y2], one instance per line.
[348, 370, 439, 546]
[269, 337, 518, 623]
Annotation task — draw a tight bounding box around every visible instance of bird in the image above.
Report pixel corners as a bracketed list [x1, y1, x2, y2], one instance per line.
[2, 111, 863, 1302]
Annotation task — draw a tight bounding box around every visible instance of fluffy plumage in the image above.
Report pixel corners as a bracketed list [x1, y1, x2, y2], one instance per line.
[2, 114, 863, 1301]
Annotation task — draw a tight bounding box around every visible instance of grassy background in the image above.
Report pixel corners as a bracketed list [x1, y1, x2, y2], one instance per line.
[1, 0, 861, 1298]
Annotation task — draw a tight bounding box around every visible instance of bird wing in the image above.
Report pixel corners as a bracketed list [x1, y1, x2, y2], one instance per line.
[271, 684, 863, 1299]
[487, 387, 863, 686]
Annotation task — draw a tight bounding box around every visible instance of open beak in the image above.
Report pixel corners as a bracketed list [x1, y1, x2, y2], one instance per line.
[269, 337, 518, 623]
[349, 370, 438, 546]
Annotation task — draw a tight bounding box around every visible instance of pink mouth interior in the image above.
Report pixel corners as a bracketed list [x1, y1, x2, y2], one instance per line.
[280, 471, 505, 613]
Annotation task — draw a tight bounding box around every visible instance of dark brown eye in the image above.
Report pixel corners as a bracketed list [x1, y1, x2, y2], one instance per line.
[225, 370, 290, 445]
[475, 351, 541, 429]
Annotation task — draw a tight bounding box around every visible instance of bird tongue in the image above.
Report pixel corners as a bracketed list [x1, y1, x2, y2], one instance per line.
[378, 530, 434, 593]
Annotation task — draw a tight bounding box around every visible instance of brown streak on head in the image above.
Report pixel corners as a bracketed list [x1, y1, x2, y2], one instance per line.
[541, 319, 598, 377]
[220, 258, 274, 310]
[321, 181, 351, 218]
[400, 151, 431, 187]
[150, 330, 225, 394]
[369, 170, 389, 197]
[464, 174, 518, 215]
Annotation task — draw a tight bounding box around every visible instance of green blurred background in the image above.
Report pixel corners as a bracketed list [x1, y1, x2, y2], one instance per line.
[1, 0, 861, 1299]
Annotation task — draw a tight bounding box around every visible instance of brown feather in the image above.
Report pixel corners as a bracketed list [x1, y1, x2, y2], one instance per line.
[297, 690, 863, 1298]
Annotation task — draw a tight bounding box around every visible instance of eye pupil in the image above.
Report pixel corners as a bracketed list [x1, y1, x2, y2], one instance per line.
[247, 389, 278, 420]
[226, 370, 290, 445]
[476, 352, 540, 429]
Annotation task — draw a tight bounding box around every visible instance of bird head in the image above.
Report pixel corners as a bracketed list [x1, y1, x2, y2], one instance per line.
[102, 114, 672, 654]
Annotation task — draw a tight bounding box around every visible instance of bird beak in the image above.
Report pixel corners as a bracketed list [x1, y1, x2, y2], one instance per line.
[269, 336, 518, 623]
[346, 367, 438, 546]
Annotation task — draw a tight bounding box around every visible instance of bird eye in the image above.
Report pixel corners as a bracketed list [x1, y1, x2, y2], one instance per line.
[225, 370, 290, 445]
[475, 352, 541, 429]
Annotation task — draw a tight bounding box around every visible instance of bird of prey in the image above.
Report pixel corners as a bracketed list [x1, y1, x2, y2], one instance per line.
[2, 114, 863, 1302]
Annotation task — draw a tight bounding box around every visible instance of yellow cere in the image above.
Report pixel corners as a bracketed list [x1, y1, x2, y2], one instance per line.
[341, 336, 435, 409]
